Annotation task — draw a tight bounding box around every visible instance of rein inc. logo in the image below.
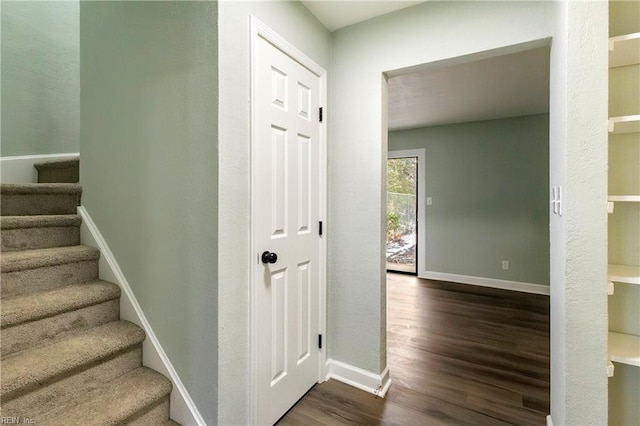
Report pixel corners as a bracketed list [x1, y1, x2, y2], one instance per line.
[0, 418, 34, 424]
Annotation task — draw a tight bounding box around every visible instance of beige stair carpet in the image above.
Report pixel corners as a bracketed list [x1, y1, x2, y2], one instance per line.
[0, 159, 179, 424]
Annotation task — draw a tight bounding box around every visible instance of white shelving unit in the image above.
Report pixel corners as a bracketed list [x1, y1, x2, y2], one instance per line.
[609, 332, 640, 368]
[607, 195, 640, 202]
[609, 264, 640, 285]
[609, 32, 640, 68]
[607, 8, 640, 425]
[608, 115, 640, 134]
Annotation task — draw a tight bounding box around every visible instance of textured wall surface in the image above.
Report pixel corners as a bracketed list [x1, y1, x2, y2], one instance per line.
[217, 2, 331, 424]
[549, 1, 608, 424]
[1, 1, 79, 156]
[389, 114, 550, 285]
[79, 2, 218, 423]
[329, 0, 553, 375]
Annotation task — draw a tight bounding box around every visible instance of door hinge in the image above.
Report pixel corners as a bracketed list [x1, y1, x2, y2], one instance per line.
[319, 221, 323, 236]
[319, 107, 323, 123]
[318, 334, 323, 349]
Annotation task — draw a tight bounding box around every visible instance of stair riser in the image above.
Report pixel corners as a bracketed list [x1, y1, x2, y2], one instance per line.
[1, 346, 142, 419]
[2, 300, 120, 357]
[1, 194, 79, 216]
[37, 168, 79, 184]
[1, 261, 99, 298]
[127, 397, 171, 425]
[1, 226, 80, 252]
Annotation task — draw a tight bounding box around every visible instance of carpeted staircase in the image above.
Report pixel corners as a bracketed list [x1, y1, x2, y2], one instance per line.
[0, 158, 178, 425]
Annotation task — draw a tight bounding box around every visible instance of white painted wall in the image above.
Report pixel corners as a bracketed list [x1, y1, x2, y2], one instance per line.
[548, 2, 608, 424]
[329, 0, 553, 375]
[217, 2, 331, 424]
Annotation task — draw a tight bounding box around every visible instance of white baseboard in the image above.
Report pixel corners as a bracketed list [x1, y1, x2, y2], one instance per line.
[325, 359, 392, 397]
[546, 415, 553, 426]
[420, 271, 550, 295]
[78, 206, 205, 426]
[0, 153, 79, 183]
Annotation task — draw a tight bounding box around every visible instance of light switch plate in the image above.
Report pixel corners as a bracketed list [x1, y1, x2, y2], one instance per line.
[552, 186, 562, 216]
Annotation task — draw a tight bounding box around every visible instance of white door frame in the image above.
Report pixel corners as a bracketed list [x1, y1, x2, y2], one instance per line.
[387, 149, 426, 277]
[249, 16, 327, 425]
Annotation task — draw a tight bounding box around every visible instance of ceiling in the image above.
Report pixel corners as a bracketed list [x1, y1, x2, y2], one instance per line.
[299, 2, 550, 131]
[387, 47, 551, 131]
[301, 1, 428, 32]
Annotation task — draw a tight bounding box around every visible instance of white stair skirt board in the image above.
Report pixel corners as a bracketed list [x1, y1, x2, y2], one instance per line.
[78, 206, 206, 426]
[1, 153, 79, 183]
[325, 359, 392, 397]
[546, 415, 553, 426]
[420, 271, 550, 296]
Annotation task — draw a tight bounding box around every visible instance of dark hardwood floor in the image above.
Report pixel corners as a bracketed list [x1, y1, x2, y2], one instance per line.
[277, 273, 550, 426]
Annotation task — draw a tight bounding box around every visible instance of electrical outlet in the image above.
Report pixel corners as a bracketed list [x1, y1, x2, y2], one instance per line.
[502, 260, 510, 270]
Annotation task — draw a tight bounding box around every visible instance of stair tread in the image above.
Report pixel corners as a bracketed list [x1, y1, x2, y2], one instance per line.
[1, 183, 82, 195]
[40, 367, 172, 424]
[1, 320, 145, 398]
[33, 158, 79, 170]
[1, 280, 120, 328]
[0, 214, 81, 230]
[0, 245, 100, 273]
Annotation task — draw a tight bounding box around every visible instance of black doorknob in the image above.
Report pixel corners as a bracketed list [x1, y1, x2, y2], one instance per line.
[261, 251, 278, 264]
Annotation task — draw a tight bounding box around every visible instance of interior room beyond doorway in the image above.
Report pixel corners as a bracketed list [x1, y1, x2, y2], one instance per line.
[386, 46, 551, 293]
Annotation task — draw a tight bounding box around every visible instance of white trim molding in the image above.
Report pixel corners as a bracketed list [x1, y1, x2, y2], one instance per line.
[325, 359, 392, 397]
[420, 271, 550, 295]
[1, 153, 79, 183]
[546, 415, 553, 426]
[78, 206, 206, 426]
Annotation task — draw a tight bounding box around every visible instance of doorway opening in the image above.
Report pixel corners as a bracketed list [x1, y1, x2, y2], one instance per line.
[383, 45, 551, 424]
[386, 148, 426, 275]
[386, 156, 417, 274]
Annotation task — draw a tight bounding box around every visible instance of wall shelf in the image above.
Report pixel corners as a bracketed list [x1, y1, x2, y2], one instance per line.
[608, 115, 640, 134]
[609, 331, 640, 367]
[607, 195, 640, 203]
[608, 6, 639, 422]
[609, 32, 640, 68]
[608, 264, 640, 285]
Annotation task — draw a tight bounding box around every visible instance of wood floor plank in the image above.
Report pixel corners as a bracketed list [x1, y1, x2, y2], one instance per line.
[277, 274, 550, 426]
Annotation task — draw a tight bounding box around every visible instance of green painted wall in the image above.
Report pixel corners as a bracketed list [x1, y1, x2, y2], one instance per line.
[389, 114, 550, 285]
[1, 1, 79, 156]
[79, 2, 217, 423]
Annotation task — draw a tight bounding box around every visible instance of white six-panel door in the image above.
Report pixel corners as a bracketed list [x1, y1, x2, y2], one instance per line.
[253, 27, 323, 425]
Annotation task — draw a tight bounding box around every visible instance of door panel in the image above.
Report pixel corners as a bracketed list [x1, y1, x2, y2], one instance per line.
[297, 134, 311, 234]
[254, 34, 321, 425]
[271, 126, 288, 237]
[270, 268, 287, 385]
[297, 261, 311, 364]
